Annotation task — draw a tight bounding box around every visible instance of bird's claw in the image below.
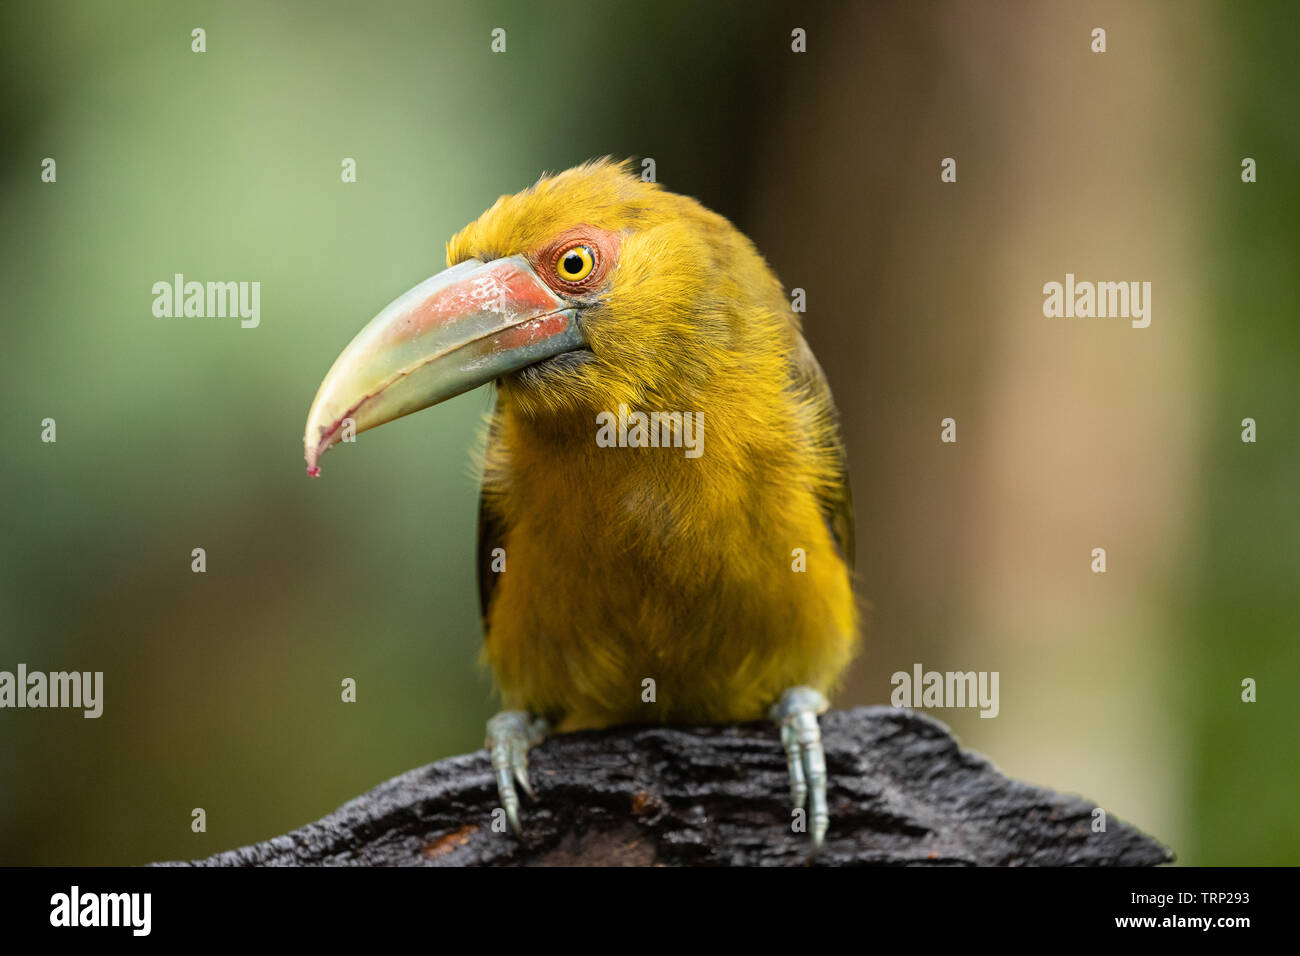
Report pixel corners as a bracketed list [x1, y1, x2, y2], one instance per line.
[485, 710, 548, 836]
[770, 686, 830, 853]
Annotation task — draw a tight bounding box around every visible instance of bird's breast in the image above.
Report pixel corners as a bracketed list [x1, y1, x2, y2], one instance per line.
[481, 434, 857, 730]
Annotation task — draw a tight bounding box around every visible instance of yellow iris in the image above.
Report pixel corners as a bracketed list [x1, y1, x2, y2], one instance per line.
[556, 245, 595, 282]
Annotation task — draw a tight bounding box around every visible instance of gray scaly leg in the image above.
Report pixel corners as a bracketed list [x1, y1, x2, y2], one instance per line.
[485, 710, 549, 836]
[769, 686, 830, 852]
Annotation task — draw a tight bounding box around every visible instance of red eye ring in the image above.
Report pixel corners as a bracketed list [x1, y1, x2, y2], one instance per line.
[535, 225, 621, 295]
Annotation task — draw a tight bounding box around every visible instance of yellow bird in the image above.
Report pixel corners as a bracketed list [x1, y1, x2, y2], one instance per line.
[303, 159, 858, 850]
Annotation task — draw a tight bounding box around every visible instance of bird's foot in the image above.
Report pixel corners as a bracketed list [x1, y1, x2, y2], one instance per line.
[485, 710, 549, 836]
[769, 686, 830, 853]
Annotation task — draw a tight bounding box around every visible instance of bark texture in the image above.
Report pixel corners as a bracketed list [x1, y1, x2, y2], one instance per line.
[160, 707, 1172, 867]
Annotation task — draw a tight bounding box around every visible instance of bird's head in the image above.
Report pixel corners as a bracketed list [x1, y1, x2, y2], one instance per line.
[304, 158, 789, 474]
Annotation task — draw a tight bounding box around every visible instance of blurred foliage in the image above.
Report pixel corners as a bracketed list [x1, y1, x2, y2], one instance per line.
[1178, 0, 1300, 864]
[0, 0, 1294, 865]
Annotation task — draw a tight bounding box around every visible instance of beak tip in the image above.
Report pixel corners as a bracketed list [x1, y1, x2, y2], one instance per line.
[303, 413, 334, 477]
[304, 430, 325, 477]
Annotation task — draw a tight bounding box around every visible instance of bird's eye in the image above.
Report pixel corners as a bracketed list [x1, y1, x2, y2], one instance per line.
[555, 245, 595, 282]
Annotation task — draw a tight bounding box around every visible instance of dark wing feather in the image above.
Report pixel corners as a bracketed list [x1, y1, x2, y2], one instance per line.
[476, 408, 508, 627]
[787, 332, 856, 571]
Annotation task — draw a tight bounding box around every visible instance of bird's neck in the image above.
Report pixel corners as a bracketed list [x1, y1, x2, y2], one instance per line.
[488, 371, 807, 554]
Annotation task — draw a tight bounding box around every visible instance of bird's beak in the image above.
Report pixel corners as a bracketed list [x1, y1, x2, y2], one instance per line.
[303, 255, 584, 475]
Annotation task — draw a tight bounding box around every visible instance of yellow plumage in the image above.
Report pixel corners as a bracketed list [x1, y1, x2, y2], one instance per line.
[447, 160, 858, 732]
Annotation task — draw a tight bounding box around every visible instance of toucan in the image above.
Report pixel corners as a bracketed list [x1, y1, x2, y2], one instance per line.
[304, 159, 858, 850]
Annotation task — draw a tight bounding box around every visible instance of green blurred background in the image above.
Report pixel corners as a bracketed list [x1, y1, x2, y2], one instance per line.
[1, 0, 1295, 865]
